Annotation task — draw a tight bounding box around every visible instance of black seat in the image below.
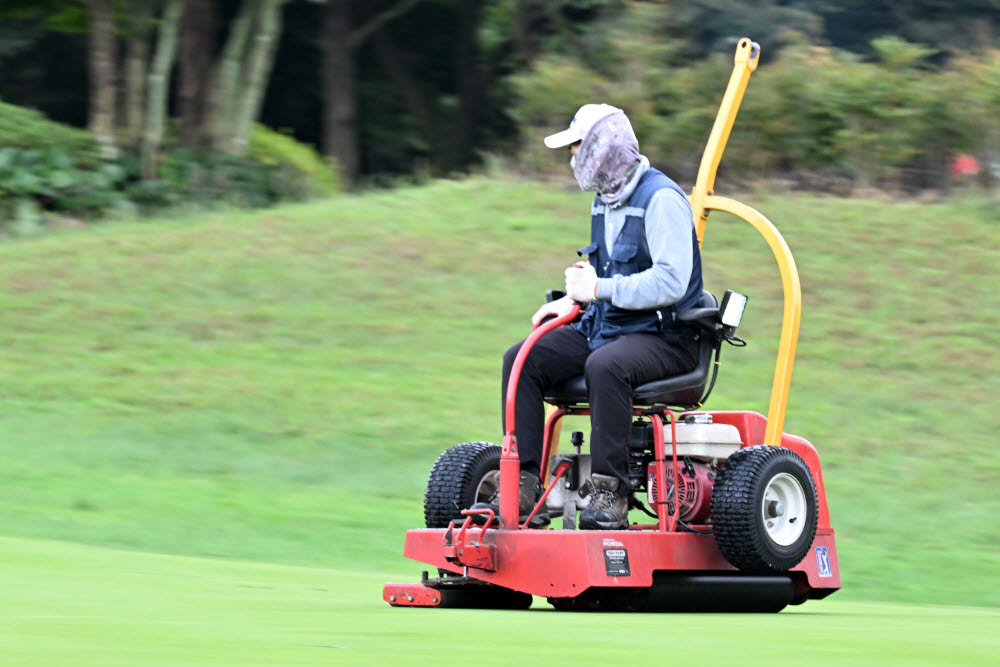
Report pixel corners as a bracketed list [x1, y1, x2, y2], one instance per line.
[543, 290, 720, 409]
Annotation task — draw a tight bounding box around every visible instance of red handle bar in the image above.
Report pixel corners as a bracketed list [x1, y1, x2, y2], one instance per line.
[504, 304, 581, 437]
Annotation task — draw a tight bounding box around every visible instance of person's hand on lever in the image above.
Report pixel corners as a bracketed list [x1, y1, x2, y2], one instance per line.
[532, 295, 575, 327]
[565, 262, 598, 303]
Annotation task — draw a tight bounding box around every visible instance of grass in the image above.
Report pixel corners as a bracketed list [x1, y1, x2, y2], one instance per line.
[1, 177, 999, 612]
[1, 536, 998, 666]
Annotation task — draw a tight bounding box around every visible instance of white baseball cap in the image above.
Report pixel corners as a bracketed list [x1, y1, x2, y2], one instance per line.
[543, 104, 623, 148]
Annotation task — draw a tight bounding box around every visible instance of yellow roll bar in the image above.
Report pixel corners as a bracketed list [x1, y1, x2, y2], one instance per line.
[689, 38, 800, 446]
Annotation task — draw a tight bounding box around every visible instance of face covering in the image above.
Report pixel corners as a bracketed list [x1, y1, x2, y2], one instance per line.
[570, 111, 640, 204]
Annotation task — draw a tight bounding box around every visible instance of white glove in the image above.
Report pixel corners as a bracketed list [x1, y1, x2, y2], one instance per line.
[565, 262, 598, 303]
[532, 295, 575, 327]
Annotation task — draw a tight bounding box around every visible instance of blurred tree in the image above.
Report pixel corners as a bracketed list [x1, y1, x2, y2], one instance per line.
[341, 0, 622, 177]
[456, 0, 520, 165]
[124, 0, 154, 149]
[85, 0, 296, 162]
[231, 0, 288, 154]
[818, 0, 999, 56]
[319, 0, 426, 185]
[82, 0, 187, 176]
[178, 0, 218, 147]
[658, 0, 823, 64]
[4, 0, 1000, 188]
[321, 0, 353, 184]
[211, 0, 289, 155]
[660, 0, 999, 62]
[140, 0, 185, 178]
[85, 0, 117, 156]
[320, 0, 424, 186]
[513, 0, 540, 64]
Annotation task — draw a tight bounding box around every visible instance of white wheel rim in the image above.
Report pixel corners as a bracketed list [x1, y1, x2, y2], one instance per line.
[761, 472, 807, 546]
[475, 470, 500, 504]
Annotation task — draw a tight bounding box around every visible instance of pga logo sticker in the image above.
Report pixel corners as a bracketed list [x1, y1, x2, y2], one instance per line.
[815, 546, 832, 577]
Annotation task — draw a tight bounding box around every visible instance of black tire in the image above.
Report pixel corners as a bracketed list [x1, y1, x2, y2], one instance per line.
[424, 441, 502, 528]
[711, 445, 819, 572]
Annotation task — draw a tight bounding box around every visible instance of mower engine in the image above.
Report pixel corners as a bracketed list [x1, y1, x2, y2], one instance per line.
[631, 419, 720, 524]
[652, 460, 715, 523]
[546, 415, 742, 528]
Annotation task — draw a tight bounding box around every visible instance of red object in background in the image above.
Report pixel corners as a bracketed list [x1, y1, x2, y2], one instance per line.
[952, 154, 980, 177]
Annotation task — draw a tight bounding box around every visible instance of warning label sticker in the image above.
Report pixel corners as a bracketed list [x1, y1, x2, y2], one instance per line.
[603, 548, 630, 577]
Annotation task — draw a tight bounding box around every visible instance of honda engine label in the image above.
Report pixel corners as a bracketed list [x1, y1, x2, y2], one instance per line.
[603, 548, 630, 577]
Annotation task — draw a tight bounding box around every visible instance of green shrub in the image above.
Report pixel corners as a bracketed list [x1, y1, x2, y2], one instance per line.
[0, 101, 344, 233]
[0, 146, 129, 224]
[509, 39, 998, 192]
[127, 148, 284, 210]
[942, 50, 1000, 186]
[249, 124, 340, 197]
[0, 99, 102, 168]
[0, 139, 332, 234]
[0, 102, 132, 232]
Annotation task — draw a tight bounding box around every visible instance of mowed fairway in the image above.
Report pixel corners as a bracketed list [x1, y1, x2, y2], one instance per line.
[1, 536, 996, 666]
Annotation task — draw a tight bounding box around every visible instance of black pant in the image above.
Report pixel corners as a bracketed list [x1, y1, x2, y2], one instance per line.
[502, 325, 699, 485]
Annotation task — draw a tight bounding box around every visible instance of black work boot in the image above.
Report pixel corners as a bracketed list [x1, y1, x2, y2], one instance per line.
[470, 471, 550, 527]
[579, 474, 630, 530]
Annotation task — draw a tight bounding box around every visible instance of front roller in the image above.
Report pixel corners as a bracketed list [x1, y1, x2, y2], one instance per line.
[383, 571, 532, 609]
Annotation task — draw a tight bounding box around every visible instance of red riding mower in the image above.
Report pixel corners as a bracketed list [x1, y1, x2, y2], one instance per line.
[384, 39, 840, 612]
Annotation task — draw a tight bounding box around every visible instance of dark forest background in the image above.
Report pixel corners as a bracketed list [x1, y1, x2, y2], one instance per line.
[2, 1, 999, 226]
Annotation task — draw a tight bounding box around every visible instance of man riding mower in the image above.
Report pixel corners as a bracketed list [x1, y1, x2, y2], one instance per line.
[384, 39, 840, 612]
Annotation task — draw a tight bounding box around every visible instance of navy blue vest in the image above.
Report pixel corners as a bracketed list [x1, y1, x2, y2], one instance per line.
[574, 168, 703, 349]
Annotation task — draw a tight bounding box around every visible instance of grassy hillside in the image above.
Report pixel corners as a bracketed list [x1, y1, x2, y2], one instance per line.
[1, 177, 998, 607]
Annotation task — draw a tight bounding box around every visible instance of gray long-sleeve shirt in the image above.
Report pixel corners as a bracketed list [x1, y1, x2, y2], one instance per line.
[594, 156, 694, 310]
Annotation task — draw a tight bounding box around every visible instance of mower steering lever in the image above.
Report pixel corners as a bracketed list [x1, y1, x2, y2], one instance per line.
[507, 304, 581, 434]
[498, 303, 581, 529]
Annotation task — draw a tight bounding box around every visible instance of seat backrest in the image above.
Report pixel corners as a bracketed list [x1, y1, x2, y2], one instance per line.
[543, 290, 723, 408]
[697, 289, 718, 311]
[631, 290, 720, 408]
